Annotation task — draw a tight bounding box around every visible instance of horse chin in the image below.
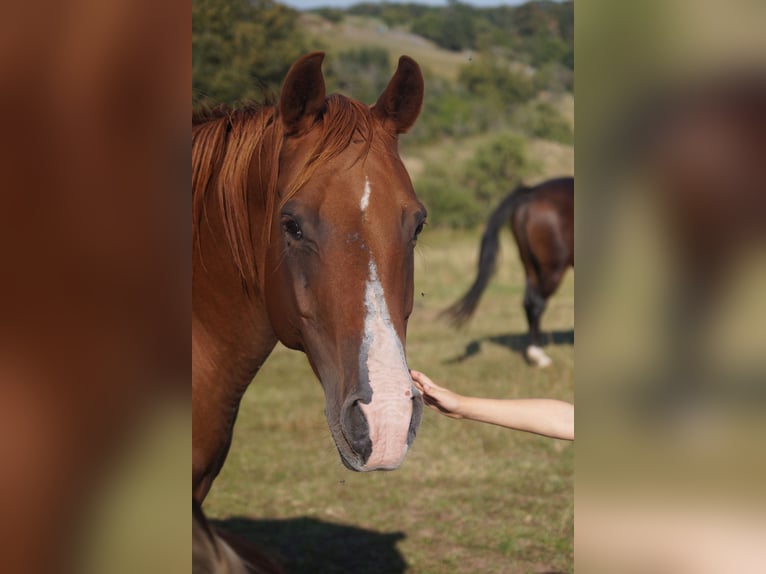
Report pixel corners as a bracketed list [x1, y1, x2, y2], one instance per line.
[336, 447, 404, 473]
[331, 436, 366, 472]
[338, 451, 366, 472]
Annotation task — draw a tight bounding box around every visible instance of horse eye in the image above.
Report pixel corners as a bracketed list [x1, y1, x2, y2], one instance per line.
[413, 220, 426, 240]
[281, 217, 303, 240]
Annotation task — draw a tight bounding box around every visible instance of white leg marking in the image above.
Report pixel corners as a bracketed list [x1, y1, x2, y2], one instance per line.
[360, 176, 371, 213]
[526, 345, 553, 368]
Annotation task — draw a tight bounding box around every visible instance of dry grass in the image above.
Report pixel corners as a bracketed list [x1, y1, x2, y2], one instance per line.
[204, 228, 574, 573]
[301, 13, 472, 82]
[401, 130, 574, 183]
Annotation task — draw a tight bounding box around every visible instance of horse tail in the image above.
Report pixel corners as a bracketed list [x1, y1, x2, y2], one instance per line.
[443, 184, 531, 327]
[193, 500, 284, 574]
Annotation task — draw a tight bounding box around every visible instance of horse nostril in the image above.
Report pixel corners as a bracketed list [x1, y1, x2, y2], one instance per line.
[342, 400, 372, 463]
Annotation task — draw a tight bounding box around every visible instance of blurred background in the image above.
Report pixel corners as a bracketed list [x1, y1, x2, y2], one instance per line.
[577, 0, 766, 571]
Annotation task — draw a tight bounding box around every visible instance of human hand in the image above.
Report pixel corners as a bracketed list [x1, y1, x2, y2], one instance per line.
[410, 370, 464, 419]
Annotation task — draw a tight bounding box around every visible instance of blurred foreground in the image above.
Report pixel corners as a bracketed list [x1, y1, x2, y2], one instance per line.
[0, 0, 188, 572]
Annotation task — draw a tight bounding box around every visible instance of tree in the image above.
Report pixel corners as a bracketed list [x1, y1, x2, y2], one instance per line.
[411, 0, 476, 52]
[458, 52, 536, 104]
[192, 0, 308, 105]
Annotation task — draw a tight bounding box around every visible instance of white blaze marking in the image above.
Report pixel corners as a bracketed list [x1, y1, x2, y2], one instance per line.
[360, 176, 371, 213]
[358, 260, 413, 470]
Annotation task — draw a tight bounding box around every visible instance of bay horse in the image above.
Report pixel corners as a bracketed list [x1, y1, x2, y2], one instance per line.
[192, 52, 426, 503]
[445, 177, 574, 367]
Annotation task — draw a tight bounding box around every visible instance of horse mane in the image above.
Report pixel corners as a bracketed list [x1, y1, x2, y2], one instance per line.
[192, 95, 374, 285]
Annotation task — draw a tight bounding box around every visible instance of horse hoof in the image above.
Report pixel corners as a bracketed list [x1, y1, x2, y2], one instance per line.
[526, 345, 552, 368]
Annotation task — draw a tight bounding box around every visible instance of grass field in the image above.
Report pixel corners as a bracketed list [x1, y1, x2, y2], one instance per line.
[204, 227, 574, 574]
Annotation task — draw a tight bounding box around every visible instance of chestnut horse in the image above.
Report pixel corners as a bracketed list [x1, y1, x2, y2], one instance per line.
[445, 177, 574, 367]
[193, 500, 284, 574]
[192, 52, 426, 502]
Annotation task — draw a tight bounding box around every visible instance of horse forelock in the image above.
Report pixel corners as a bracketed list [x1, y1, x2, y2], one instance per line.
[192, 94, 377, 288]
[278, 94, 375, 210]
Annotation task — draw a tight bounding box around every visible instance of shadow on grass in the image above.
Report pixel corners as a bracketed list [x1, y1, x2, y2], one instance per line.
[213, 516, 407, 574]
[445, 329, 574, 364]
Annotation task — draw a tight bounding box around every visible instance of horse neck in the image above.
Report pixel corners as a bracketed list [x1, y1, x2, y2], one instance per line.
[192, 317, 276, 419]
[193, 105, 284, 385]
[192, 197, 277, 396]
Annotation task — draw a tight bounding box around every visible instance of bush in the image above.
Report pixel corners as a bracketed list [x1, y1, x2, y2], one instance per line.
[414, 132, 535, 228]
[458, 54, 536, 104]
[324, 47, 391, 105]
[463, 132, 531, 208]
[512, 100, 573, 145]
[409, 87, 495, 144]
[534, 61, 574, 93]
[415, 168, 484, 229]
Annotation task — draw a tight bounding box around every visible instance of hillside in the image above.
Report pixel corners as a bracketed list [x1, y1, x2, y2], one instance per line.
[300, 9, 574, 223]
[300, 13, 472, 82]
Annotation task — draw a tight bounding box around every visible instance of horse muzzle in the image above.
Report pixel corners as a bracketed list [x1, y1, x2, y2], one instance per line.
[336, 382, 422, 471]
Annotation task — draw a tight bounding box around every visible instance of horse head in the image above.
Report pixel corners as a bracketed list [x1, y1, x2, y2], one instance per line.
[262, 53, 425, 471]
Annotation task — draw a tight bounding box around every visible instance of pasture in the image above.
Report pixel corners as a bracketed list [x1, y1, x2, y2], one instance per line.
[204, 227, 574, 574]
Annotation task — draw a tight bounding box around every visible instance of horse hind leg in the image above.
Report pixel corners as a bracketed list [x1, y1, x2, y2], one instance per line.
[523, 280, 553, 368]
[524, 261, 569, 368]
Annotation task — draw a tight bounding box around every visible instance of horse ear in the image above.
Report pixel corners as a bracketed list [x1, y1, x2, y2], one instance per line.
[280, 52, 326, 135]
[373, 55, 424, 134]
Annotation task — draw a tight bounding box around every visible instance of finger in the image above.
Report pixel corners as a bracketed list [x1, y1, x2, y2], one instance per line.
[411, 378, 427, 392]
[410, 371, 433, 390]
[422, 396, 439, 408]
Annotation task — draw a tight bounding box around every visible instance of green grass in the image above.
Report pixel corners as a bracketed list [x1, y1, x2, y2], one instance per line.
[204, 227, 574, 573]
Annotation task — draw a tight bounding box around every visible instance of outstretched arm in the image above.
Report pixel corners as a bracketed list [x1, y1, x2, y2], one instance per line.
[411, 370, 574, 441]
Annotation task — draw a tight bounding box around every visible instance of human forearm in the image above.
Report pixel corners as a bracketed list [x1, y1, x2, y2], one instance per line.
[455, 397, 574, 440]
